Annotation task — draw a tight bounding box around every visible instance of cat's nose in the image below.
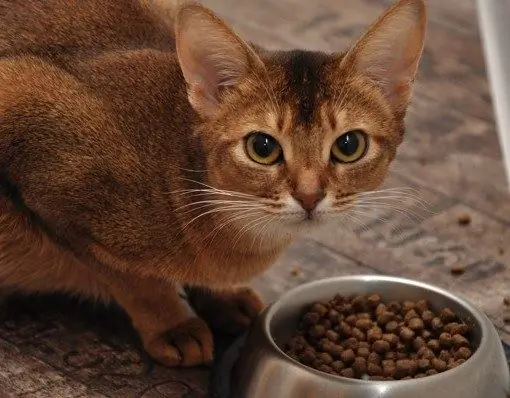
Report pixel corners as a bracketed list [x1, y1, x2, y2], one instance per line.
[292, 190, 325, 212]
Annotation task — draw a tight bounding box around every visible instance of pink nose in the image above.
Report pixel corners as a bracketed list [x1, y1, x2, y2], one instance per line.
[292, 190, 325, 212]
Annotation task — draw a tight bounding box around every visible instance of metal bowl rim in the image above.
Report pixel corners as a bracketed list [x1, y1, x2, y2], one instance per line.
[261, 274, 490, 385]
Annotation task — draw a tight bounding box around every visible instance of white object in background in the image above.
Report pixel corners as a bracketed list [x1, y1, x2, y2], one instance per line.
[476, 0, 510, 189]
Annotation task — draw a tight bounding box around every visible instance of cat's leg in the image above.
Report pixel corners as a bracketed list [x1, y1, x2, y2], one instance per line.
[185, 286, 265, 335]
[106, 274, 214, 367]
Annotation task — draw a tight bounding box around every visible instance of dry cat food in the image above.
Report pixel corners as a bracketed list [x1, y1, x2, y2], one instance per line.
[283, 293, 473, 381]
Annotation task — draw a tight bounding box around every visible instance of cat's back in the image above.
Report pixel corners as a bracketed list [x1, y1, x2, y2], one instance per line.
[0, 0, 176, 57]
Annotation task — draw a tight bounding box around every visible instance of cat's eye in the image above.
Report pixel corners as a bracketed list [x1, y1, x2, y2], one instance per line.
[245, 132, 282, 165]
[331, 130, 368, 163]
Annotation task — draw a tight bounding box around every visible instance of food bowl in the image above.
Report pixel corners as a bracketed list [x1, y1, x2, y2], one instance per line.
[230, 275, 510, 398]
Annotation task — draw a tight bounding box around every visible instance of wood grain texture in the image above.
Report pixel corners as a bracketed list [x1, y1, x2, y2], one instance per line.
[1, 0, 509, 396]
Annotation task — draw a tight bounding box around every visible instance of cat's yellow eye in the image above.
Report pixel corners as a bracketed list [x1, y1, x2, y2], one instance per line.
[245, 132, 282, 165]
[331, 130, 368, 163]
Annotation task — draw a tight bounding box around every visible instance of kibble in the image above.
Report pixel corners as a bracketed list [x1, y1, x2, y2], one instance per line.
[284, 293, 474, 380]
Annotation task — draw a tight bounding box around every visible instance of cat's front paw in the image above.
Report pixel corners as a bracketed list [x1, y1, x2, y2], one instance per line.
[187, 287, 265, 335]
[144, 317, 214, 367]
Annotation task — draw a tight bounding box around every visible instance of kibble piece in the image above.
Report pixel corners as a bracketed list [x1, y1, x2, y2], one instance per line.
[376, 303, 387, 315]
[311, 303, 329, 316]
[309, 324, 326, 338]
[417, 358, 431, 371]
[317, 364, 334, 374]
[355, 318, 373, 331]
[421, 310, 435, 324]
[396, 342, 407, 353]
[339, 321, 352, 337]
[403, 301, 416, 312]
[343, 337, 358, 350]
[328, 309, 340, 325]
[408, 317, 425, 331]
[414, 373, 426, 378]
[431, 317, 443, 331]
[382, 333, 399, 347]
[340, 348, 356, 364]
[352, 357, 367, 375]
[440, 308, 456, 323]
[426, 369, 438, 376]
[351, 327, 366, 342]
[387, 301, 402, 313]
[303, 312, 320, 326]
[421, 330, 433, 340]
[322, 319, 332, 329]
[331, 360, 345, 372]
[415, 300, 429, 314]
[396, 352, 408, 360]
[325, 330, 339, 342]
[454, 347, 472, 360]
[368, 351, 382, 365]
[357, 347, 370, 358]
[385, 320, 399, 333]
[377, 311, 396, 326]
[444, 322, 469, 335]
[367, 327, 383, 343]
[329, 344, 345, 359]
[399, 326, 415, 342]
[345, 314, 357, 326]
[382, 360, 397, 378]
[340, 368, 356, 378]
[396, 359, 418, 377]
[418, 347, 435, 360]
[412, 337, 426, 350]
[439, 332, 453, 348]
[367, 294, 381, 308]
[452, 334, 469, 347]
[385, 351, 397, 360]
[358, 341, 370, 349]
[404, 309, 420, 323]
[427, 339, 440, 352]
[317, 352, 334, 364]
[300, 349, 316, 365]
[370, 375, 385, 381]
[373, 340, 391, 354]
[432, 358, 447, 372]
[438, 350, 451, 362]
[457, 213, 471, 226]
[367, 362, 383, 376]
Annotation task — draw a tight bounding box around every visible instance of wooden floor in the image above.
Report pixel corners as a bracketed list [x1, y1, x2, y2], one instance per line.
[1, 0, 509, 396]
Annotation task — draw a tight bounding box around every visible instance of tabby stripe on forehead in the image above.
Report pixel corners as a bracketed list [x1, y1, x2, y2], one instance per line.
[285, 50, 328, 126]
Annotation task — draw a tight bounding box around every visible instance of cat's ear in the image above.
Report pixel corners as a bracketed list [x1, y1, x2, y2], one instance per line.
[175, 3, 263, 117]
[341, 0, 427, 113]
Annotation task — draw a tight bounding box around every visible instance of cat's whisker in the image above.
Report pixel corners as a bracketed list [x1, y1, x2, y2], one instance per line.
[230, 213, 274, 253]
[177, 205, 263, 221]
[174, 199, 263, 213]
[180, 205, 265, 231]
[253, 214, 281, 252]
[169, 189, 255, 199]
[199, 209, 259, 249]
[178, 167, 208, 173]
[352, 204, 424, 223]
[177, 177, 259, 199]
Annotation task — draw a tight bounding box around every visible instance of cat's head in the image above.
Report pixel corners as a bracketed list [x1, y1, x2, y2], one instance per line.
[174, 0, 426, 235]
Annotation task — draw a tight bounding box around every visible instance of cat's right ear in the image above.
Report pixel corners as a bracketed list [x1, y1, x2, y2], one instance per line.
[175, 3, 263, 117]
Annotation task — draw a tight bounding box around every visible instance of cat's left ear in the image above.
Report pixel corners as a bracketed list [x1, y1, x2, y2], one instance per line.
[175, 3, 264, 117]
[341, 0, 427, 114]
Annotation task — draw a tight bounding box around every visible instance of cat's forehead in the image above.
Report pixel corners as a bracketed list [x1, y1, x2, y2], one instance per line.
[265, 50, 338, 127]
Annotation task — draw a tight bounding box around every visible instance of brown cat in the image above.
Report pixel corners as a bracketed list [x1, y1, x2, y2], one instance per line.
[0, 0, 426, 367]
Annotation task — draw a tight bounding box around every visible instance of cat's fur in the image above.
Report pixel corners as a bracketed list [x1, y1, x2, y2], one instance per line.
[0, 0, 426, 366]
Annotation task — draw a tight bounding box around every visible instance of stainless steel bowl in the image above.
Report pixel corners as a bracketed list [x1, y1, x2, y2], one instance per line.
[232, 275, 510, 398]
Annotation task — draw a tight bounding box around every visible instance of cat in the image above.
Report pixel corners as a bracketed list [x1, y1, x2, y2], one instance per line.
[0, 0, 426, 367]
